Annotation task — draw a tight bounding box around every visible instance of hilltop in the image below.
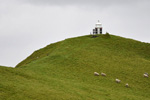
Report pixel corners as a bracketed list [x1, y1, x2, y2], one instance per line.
[1, 34, 150, 100]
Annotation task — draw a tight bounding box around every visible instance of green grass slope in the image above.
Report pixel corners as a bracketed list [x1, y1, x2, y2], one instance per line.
[1, 34, 150, 100]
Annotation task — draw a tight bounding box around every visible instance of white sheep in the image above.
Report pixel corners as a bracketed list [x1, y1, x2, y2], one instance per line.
[94, 72, 99, 76]
[101, 73, 106, 76]
[116, 79, 121, 83]
[125, 83, 129, 87]
[143, 74, 148, 78]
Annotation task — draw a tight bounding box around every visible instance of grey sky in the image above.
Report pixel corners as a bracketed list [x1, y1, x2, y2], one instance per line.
[0, 0, 150, 67]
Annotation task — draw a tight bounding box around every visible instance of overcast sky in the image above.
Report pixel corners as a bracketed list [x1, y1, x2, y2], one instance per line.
[0, 0, 150, 67]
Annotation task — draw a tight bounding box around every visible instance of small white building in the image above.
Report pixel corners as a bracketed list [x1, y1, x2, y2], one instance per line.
[93, 20, 102, 34]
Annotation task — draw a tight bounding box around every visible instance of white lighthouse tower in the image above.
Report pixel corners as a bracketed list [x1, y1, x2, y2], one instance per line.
[93, 20, 102, 34]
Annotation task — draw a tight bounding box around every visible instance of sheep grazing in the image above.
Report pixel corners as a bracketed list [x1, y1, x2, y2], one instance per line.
[101, 73, 106, 76]
[125, 83, 129, 87]
[115, 79, 121, 83]
[94, 72, 99, 76]
[143, 74, 148, 78]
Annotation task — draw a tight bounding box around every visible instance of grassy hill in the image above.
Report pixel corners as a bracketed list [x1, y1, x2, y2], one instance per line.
[1, 34, 150, 100]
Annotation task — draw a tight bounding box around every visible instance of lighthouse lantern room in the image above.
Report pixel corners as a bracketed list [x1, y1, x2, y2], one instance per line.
[93, 20, 102, 34]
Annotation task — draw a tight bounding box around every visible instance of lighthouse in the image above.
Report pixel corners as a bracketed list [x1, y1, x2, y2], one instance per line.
[93, 20, 102, 34]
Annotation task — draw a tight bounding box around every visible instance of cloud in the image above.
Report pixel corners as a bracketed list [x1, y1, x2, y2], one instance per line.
[21, 0, 136, 6]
